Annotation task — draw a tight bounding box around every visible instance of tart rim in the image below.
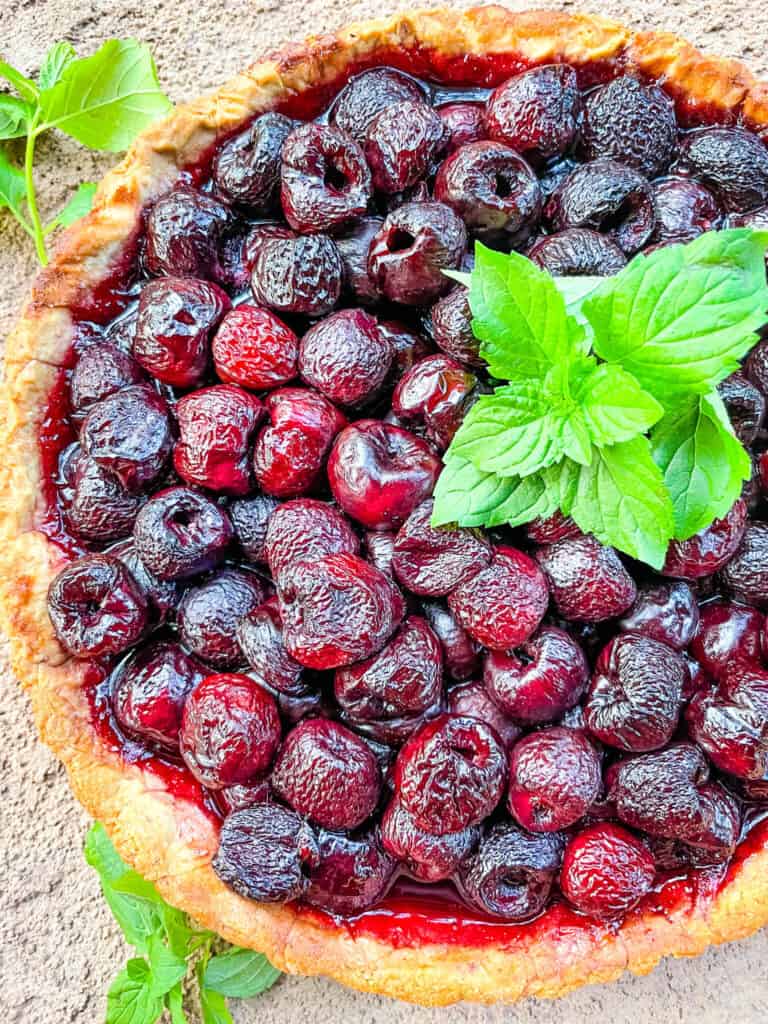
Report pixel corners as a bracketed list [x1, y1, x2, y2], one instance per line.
[3, 4, 768, 1006]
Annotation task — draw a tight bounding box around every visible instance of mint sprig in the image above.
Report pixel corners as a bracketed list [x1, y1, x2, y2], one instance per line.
[85, 823, 281, 1024]
[0, 38, 171, 264]
[433, 231, 767, 569]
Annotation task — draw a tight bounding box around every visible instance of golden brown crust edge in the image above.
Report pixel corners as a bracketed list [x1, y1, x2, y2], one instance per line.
[3, 6, 768, 1006]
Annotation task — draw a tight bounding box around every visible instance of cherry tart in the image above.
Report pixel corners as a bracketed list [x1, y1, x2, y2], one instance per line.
[4, 5, 768, 1007]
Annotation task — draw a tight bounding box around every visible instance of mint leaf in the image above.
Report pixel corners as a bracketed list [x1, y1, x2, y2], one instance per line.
[467, 243, 574, 380]
[199, 984, 234, 1024]
[84, 821, 130, 882]
[48, 181, 96, 229]
[0, 60, 38, 102]
[554, 275, 603, 311]
[106, 959, 164, 1024]
[575, 362, 664, 445]
[569, 436, 674, 568]
[0, 148, 28, 221]
[483, 472, 559, 528]
[166, 984, 189, 1024]
[38, 39, 172, 151]
[586, 229, 768, 401]
[203, 948, 281, 999]
[650, 391, 750, 539]
[432, 454, 519, 527]
[147, 935, 187, 997]
[0, 95, 31, 139]
[38, 41, 76, 90]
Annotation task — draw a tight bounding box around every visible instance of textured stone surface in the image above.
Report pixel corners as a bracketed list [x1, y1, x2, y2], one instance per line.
[2, 1, 768, 1021]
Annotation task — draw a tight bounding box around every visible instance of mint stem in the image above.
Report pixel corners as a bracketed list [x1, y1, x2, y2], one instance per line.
[23, 117, 48, 265]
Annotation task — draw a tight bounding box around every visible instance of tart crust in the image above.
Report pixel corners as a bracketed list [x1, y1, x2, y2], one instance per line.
[3, 5, 768, 1006]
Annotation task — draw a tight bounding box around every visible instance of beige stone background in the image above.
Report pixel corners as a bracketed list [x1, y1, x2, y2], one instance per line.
[2, 0, 768, 1021]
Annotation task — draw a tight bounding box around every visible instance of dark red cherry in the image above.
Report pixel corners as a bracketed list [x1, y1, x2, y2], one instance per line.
[280, 122, 371, 233]
[720, 522, 768, 608]
[585, 633, 686, 751]
[112, 641, 206, 749]
[544, 159, 655, 254]
[108, 540, 180, 624]
[299, 308, 393, 408]
[527, 228, 627, 276]
[81, 386, 173, 493]
[253, 387, 346, 499]
[689, 601, 765, 680]
[305, 827, 396, 914]
[327, 420, 440, 532]
[365, 100, 448, 194]
[650, 176, 722, 242]
[177, 567, 267, 669]
[47, 555, 148, 658]
[446, 680, 521, 747]
[485, 64, 581, 162]
[133, 276, 230, 388]
[237, 597, 305, 697]
[535, 535, 637, 622]
[133, 486, 233, 581]
[145, 184, 231, 279]
[525, 511, 582, 545]
[507, 727, 601, 832]
[69, 343, 146, 420]
[391, 499, 492, 595]
[717, 371, 765, 446]
[174, 385, 264, 496]
[484, 626, 588, 723]
[394, 713, 507, 834]
[365, 530, 396, 576]
[560, 823, 655, 920]
[674, 126, 768, 213]
[264, 498, 359, 586]
[430, 287, 483, 367]
[212, 305, 299, 391]
[448, 546, 549, 650]
[381, 799, 479, 882]
[392, 354, 477, 449]
[272, 718, 381, 830]
[457, 823, 564, 920]
[686, 664, 768, 779]
[334, 615, 443, 723]
[65, 455, 143, 542]
[661, 499, 747, 579]
[368, 201, 467, 306]
[422, 602, 480, 682]
[251, 233, 342, 317]
[581, 76, 677, 178]
[278, 553, 405, 670]
[213, 112, 295, 210]
[180, 673, 280, 788]
[230, 495, 279, 564]
[434, 141, 541, 245]
[438, 102, 485, 153]
[213, 803, 318, 902]
[336, 217, 384, 305]
[618, 581, 699, 650]
[330, 68, 426, 146]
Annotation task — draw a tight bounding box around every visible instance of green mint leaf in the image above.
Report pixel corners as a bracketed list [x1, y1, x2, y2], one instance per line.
[650, 390, 751, 539]
[585, 229, 768, 401]
[467, 243, 573, 380]
[38, 39, 172, 151]
[84, 822, 130, 882]
[0, 95, 31, 139]
[106, 959, 164, 1024]
[575, 362, 664, 446]
[443, 269, 471, 288]
[203, 948, 281, 999]
[0, 60, 38, 102]
[166, 984, 189, 1024]
[0, 147, 28, 220]
[199, 985, 234, 1024]
[568, 436, 674, 568]
[483, 472, 559, 528]
[450, 384, 563, 477]
[553, 275, 604, 311]
[38, 41, 77, 90]
[146, 935, 187, 997]
[431, 454, 518, 527]
[47, 181, 96, 229]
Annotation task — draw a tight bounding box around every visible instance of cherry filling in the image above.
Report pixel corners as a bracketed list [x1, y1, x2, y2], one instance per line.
[38, 52, 768, 938]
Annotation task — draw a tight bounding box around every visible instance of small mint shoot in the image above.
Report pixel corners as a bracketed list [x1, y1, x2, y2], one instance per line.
[0, 38, 170, 265]
[433, 230, 767, 567]
[85, 823, 281, 1024]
